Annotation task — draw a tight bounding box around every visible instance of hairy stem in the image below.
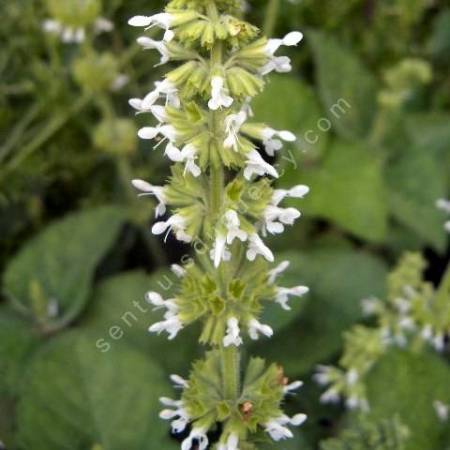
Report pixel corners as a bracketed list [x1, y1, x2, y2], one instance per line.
[221, 345, 241, 400]
[206, 0, 242, 407]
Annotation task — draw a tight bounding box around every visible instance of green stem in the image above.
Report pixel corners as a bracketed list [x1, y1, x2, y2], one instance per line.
[0, 102, 42, 163]
[221, 345, 240, 400]
[263, 0, 281, 36]
[206, 0, 241, 407]
[209, 163, 224, 217]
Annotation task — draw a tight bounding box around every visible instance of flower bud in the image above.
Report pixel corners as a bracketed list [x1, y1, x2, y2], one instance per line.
[73, 52, 120, 92]
[45, 0, 102, 27]
[93, 118, 138, 155]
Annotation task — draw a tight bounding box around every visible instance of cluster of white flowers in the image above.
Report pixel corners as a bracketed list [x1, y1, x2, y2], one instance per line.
[265, 413, 307, 441]
[128, 4, 309, 447]
[261, 31, 303, 75]
[146, 291, 183, 340]
[42, 17, 113, 43]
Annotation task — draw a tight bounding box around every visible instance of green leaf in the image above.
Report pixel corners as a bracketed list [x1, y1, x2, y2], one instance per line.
[3, 207, 126, 332]
[386, 144, 447, 251]
[309, 31, 378, 140]
[405, 113, 450, 160]
[428, 9, 450, 64]
[252, 74, 328, 160]
[252, 248, 388, 375]
[364, 350, 450, 450]
[16, 332, 177, 450]
[0, 305, 39, 396]
[302, 139, 388, 242]
[83, 270, 200, 374]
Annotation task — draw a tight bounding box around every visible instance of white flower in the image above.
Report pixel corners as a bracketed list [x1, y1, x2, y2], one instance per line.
[261, 128, 296, 157]
[223, 317, 243, 347]
[248, 318, 273, 340]
[131, 80, 180, 113]
[262, 205, 301, 235]
[260, 56, 293, 75]
[421, 325, 433, 341]
[246, 233, 274, 262]
[284, 380, 303, 394]
[128, 13, 175, 41]
[42, 19, 62, 34]
[320, 388, 340, 404]
[138, 124, 177, 143]
[436, 198, 450, 213]
[137, 36, 171, 65]
[433, 400, 449, 422]
[224, 110, 247, 151]
[436, 198, 450, 232]
[244, 150, 279, 180]
[165, 143, 201, 177]
[208, 76, 234, 110]
[268, 260, 290, 284]
[218, 434, 240, 450]
[131, 179, 167, 217]
[432, 333, 445, 352]
[111, 74, 129, 92]
[152, 214, 192, 243]
[313, 365, 334, 386]
[271, 185, 310, 206]
[346, 369, 359, 386]
[94, 17, 114, 33]
[211, 235, 232, 268]
[159, 397, 190, 433]
[171, 264, 186, 278]
[182, 427, 209, 450]
[361, 297, 381, 317]
[224, 210, 248, 244]
[265, 31, 304, 55]
[42, 20, 86, 43]
[265, 414, 307, 441]
[145, 291, 178, 317]
[346, 396, 369, 412]
[149, 316, 183, 340]
[150, 105, 168, 123]
[170, 374, 189, 388]
[212, 210, 247, 267]
[260, 31, 303, 75]
[275, 285, 309, 310]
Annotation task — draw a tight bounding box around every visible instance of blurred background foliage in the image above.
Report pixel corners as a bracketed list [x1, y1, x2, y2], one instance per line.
[0, 0, 449, 449]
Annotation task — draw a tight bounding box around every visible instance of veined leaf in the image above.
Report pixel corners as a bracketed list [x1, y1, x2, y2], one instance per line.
[3, 206, 126, 332]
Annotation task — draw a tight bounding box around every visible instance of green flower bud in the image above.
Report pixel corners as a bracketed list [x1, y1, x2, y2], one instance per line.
[45, 0, 102, 27]
[73, 52, 119, 92]
[227, 67, 265, 99]
[93, 118, 138, 155]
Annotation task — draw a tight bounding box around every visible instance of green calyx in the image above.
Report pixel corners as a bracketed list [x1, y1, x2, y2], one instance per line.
[164, 167, 274, 241]
[174, 256, 276, 345]
[73, 53, 120, 93]
[182, 351, 286, 437]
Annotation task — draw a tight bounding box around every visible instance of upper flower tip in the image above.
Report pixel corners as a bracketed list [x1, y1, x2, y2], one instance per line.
[128, 15, 152, 27]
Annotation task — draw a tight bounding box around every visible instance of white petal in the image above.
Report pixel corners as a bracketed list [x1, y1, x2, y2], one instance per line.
[283, 31, 304, 46]
[278, 130, 296, 141]
[131, 179, 153, 192]
[138, 127, 159, 139]
[128, 15, 152, 27]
